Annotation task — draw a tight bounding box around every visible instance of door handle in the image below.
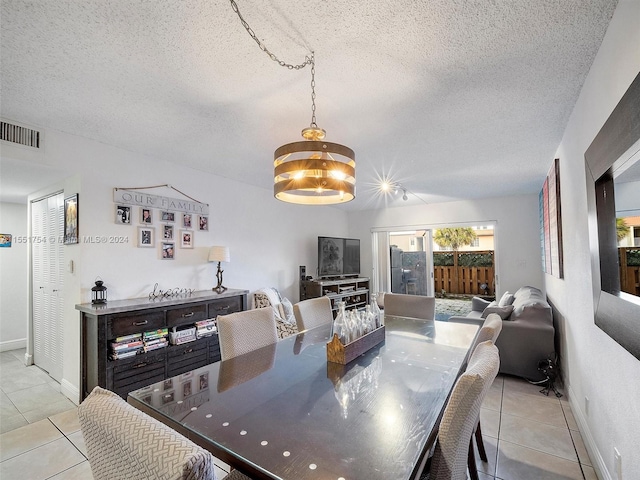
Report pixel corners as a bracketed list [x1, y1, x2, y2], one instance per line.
[181, 312, 195, 318]
[133, 320, 148, 326]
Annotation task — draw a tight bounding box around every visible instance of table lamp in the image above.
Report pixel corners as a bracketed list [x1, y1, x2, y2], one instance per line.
[208, 246, 230, 293]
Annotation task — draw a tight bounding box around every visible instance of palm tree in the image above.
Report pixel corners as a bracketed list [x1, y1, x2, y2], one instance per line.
[616, 218, 630, 243]
[433, 227, 477, 251]
[433, 228, 478, 295]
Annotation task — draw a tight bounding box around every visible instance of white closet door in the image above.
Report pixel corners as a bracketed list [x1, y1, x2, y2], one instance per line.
[32, 193, 64, 381]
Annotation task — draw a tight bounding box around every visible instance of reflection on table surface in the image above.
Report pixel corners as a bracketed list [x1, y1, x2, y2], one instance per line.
[129, 316, 479, 480]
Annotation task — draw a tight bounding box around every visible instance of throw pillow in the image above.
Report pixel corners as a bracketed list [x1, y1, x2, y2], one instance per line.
[279, 297, 296, 325]
[498, 291, 514, 307]
[481, 304, 514, 320]
[253, 292, 272, 309]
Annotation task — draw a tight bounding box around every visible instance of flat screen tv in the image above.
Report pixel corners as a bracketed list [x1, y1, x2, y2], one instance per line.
[318, 236, 360, 278]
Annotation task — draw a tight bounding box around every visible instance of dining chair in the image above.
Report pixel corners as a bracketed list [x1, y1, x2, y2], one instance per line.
[78, 386, 251, 480]
[383, 293, 435, 320]
[424, 340, 500, 480]
[217, 308, 278, 361]
[468, 313, 503, 479]
[293, 296, 333, 332]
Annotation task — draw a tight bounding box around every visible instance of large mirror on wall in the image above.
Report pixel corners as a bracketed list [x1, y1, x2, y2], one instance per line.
[585, 72, 640, 360]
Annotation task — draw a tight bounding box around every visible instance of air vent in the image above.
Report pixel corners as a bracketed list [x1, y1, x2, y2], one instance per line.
[1, 121, 41, 148]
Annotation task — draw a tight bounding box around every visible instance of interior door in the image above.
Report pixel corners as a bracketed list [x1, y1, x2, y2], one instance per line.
[31, 193, 64, 381]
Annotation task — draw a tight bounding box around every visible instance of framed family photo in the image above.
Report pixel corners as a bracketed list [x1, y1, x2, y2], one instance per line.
[182, 213, 192, 228]
[163, 224, 174, 240]
[162, 242, 175, 259]
[115, 204, 131, 224]
[140, 207, 153, 224]
[63, 194, 79, 244]
[198, 215, 208, 231]
[138, 226, 155, 247]
[161, 211, 175, 222]
[180, 230, 193, 249]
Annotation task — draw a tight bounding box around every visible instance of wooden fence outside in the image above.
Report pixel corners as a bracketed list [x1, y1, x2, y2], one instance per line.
[433, 265, 495, 296]
[619, 247, 640, 296]
[433, 250, 495, 296]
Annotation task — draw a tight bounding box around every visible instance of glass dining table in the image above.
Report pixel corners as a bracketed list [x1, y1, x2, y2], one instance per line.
[128, 315, 479, 480]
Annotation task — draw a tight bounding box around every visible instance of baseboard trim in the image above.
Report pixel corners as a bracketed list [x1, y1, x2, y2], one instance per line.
[60, 379, 80, 406]
[0, 338, 26, 352]
[567, 384, 612, 480]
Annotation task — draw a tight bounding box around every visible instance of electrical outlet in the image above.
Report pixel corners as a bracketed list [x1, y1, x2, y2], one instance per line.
[585, 396, 589, 417]
[614, 447, 622, 479]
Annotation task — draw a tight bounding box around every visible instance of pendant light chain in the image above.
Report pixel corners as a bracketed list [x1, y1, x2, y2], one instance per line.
[229, 0, 312, 70]
[310, 52, 317, 128]
[229, 0, 317, 128]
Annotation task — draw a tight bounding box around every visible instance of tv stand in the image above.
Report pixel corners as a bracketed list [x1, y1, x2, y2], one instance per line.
[300, 277, 370, 316]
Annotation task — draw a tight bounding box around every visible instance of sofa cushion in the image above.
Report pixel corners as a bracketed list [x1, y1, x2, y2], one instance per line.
[481, 304, 514, 320]
[498, 291, 515, 307]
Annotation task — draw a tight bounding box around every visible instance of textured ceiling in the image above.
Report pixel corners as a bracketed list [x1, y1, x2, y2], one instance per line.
[0, 0, 618, 208]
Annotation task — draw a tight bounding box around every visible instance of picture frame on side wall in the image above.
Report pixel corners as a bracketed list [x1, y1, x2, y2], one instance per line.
[63, 194, 79, 244]
[138, 227, 155, 247]
[182, 213, 192, 229]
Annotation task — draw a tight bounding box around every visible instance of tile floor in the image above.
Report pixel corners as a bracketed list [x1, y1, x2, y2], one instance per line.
[1, 348, 597, 479]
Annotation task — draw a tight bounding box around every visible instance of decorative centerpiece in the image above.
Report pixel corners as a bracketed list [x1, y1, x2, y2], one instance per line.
[326, 300, 385, 365]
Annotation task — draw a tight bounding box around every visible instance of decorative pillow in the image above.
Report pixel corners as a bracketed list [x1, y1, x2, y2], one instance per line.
[253, 292, 272, 309]
[498, 291, 514, 307]
[278, 297, 296, 325]
[276, 318, 298, 339]
[481, 304, 514, 320]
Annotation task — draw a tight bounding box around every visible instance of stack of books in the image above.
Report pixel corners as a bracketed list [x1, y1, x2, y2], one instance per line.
[109, 333, 143, 360]
[143, 328, 169, 352]
[196, 319, 217, 338]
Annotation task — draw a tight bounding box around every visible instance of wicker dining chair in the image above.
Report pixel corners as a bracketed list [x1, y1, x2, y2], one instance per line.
[467, 314, 503, 480]
[293, 296, 334, 332]
[383, 293, 435, 320]
[217, 308, 278, 361]
[78, 386, 251, 480]
[424, 340, 500, 480]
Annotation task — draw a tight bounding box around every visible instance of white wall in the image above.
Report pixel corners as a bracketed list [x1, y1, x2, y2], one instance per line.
[0, 202, 28, 351]
[347, 194, 543, 296]
[3, 128, 350, 402]
[547, 0, 640, 478]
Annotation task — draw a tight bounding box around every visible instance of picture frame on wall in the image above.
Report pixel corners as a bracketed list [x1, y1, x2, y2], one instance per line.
[162, 242, 175, 259]
[163, 224, 174, 240]
[161, 211, 175, 222]
[180, 230, 193, 249]
[138, 226, 155, 247]
[198, 215, 208, 231]
[63, 194, 79, 244]
[0, 234, 12, 247]
[182, 213, 192, 229]
[115, 204, 131, 224]
[141, 208, 153, 224]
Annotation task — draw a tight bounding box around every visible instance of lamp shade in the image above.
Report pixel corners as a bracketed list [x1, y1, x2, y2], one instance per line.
[208, 246, 230, 263]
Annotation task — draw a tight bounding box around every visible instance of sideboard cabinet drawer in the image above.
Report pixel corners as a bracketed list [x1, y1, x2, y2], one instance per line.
[167, 304, 208, 328]
[208, 297, 243, 318]
[109, 311, 165, 338]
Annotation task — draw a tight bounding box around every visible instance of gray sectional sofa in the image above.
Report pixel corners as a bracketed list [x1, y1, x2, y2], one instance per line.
[448, 286, 555, 381]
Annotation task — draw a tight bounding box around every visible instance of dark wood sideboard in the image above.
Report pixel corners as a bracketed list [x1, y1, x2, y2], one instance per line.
[76, 289, 248, 400]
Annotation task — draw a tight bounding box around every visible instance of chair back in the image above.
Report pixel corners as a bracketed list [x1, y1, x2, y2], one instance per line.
[473, 313, 503, 348]
[430, 341, 500, 480]
[384, 293, 435, 320]
[78, 386, 217, 480]
[293, 296, 333, 332]
[218, 308, 278, 361]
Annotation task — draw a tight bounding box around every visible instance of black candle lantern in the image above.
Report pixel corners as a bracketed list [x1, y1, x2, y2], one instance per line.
[91, 279, 107, 304]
